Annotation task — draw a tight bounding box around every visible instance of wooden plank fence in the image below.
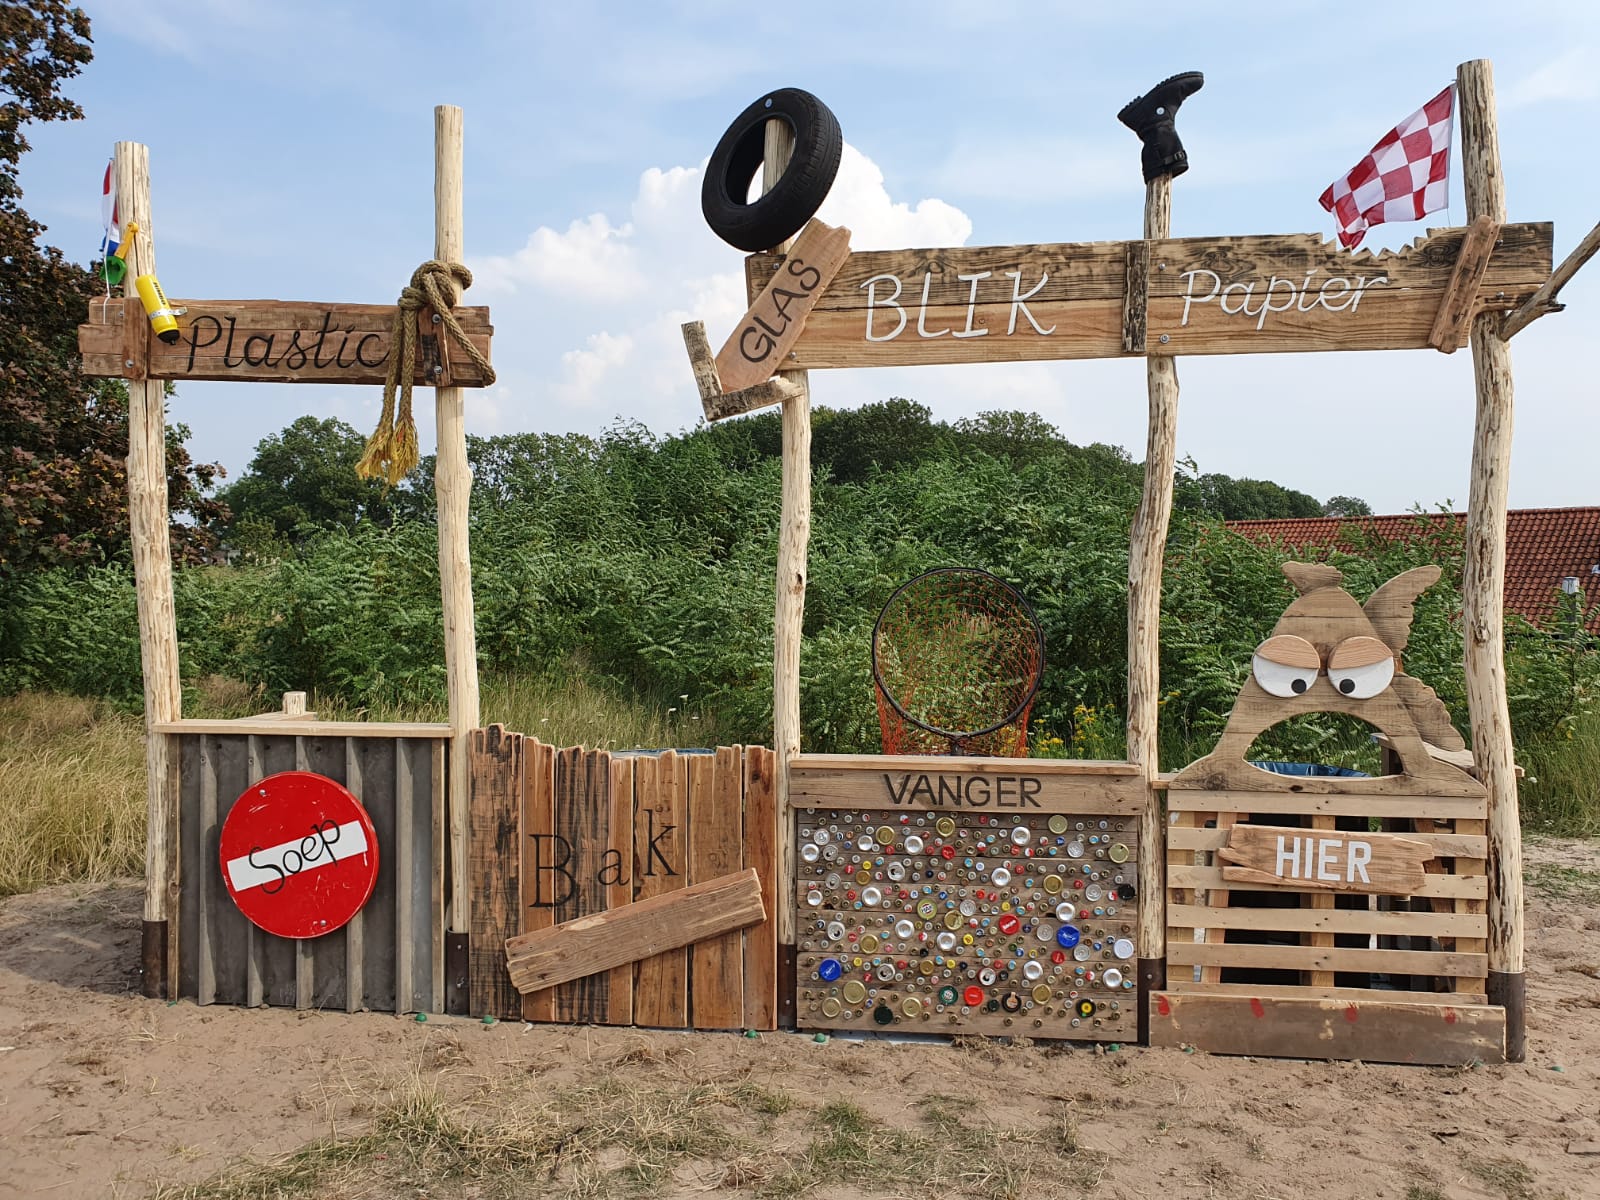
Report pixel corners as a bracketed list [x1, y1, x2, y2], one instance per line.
[467, 728, 778, 1028]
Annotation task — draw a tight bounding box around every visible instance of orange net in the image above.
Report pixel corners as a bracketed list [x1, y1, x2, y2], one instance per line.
[871, 568, 1045, 756]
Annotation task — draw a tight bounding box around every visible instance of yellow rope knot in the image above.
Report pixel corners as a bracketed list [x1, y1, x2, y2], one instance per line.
[356, 260, 496, 485]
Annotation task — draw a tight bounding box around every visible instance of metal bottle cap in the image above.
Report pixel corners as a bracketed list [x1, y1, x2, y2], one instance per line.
[1113, 937, 1135, 960]
[990, 867, 1012, 887]
[875, 825, 895, 845]
[1022, 960, 1044, 980]
[862, 887, 883, 906]
[901, 996, 923, 1018]
[1032, 984, 1053, 1004]
[860, 933, 880, 952]
[802, 843, 821, 862]
[813, 829, 831, 845]
[873, 1003, 894, 1025]
[806, 889, 824, 907]
[826, 921, 847, 941]
[1036, 923, 1055, 942]
[1002, 992, 1022, 1012]
[1073, 942, 1092, 961]
[938, 986, 958, 1005]
[1055, 901, 1075, 921]
[998, 913, 1021, 935]
[904, 834, 925, 854]
[978, 967, 997, 985]
[1010, 826, 1031, 846]
[1108, 842, 1129, 863]
[1076, 998, 1096, 1018]
[1102, 967, 1123, 988]
[944, 911, 963, 931]
[842, 980, 867, 1004]
[821, 996, 842, 1017]
[936, 817, 957, 837]
[1048, 815, 1069, 834]
[886, 861, 907, 882]
[917, 899, 937, 919]
[919, 959, 937, 975]
[1043, 874, 1064, 895]
[856, 834, 875, 851]
[894, 919, 916, 940]
[1067, 841, 1085, 858]
[937, 931, 957, 950]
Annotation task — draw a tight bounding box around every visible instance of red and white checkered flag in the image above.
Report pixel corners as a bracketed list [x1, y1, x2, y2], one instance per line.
[1319, 84, 1455, 250]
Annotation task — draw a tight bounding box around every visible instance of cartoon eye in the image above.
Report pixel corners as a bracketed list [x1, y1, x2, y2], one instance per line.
[1327, 636, 1395, 699]
[1251, 634, 1320, 698]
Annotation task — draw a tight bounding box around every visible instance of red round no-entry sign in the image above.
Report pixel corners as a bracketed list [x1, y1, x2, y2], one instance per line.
[218, 771, 379, 940]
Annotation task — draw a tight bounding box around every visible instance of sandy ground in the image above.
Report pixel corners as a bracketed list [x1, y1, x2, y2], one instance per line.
[0, 841, 1596, 1200]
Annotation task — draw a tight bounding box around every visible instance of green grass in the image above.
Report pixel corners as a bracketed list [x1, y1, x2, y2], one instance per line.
[1518, 710, 1600, 836]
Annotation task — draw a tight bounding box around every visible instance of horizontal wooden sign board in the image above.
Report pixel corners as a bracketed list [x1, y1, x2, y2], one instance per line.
[744, 222, 1552, 368]
[787, 753, 1147, 814]
[79, 297, 494, 387]
[1216, 823, 1433, 894]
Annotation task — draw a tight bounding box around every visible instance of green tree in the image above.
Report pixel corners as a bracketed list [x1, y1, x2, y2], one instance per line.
[1323, 494, 1374, 517]
[0, 2, 224, 571]
[217, 416, 408, 544]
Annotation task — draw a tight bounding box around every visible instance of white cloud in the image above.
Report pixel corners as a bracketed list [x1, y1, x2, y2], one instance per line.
[469, 142, 976, 433]
[472, 214, 642, 300]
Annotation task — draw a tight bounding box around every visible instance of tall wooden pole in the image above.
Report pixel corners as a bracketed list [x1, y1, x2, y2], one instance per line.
[765, 119, 811, 1030]
[115, 142, 182, 1000]
[1129, 174, 1177, 1040]
[433, 106, 481, 978]
[1456, 58, 1526, 1062]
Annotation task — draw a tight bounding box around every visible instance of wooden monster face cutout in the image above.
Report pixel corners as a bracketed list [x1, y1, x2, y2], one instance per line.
[1172, 561, 1475, 789]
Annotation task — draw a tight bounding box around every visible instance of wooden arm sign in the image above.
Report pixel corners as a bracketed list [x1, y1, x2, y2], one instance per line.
[713, 218, 851, 393]
[1216, 824, 1433, 895]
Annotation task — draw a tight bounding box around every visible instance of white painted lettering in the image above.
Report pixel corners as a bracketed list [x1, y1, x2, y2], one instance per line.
[1348, 274, 1388, 312]
[1316, 838, 1342, 882]
[1275, 835, 1301, 879]
[862, 274, 907, 342]
[1347, 840, 1372, 884]
[1318, 277, 1354, 311]
[915, 272, 949, 338]
[1005, 269, 1055, 335]
[1258, 276, 1297, 330]
[952, 271, 991, 338]
[1179, 269, 1220, 327]
[1297, 272, 1320, 312]
[1220, 281, 1255, 317]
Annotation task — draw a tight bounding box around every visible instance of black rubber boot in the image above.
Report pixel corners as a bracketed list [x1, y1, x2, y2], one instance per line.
[1118, 71, 1205, 183]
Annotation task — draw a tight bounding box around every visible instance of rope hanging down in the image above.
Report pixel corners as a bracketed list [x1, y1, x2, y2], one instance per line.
[357, 260, 496, 484]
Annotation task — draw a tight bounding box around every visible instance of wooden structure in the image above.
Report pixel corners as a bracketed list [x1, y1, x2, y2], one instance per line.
[468, 730, 780, 1030]
[173, 716, 447, 1012]
[1148, 562, 1501, 1063]
[79, 110, 492, 1003]
[789, 756, 1142, 1039]
[674, 57, 1589, 1061]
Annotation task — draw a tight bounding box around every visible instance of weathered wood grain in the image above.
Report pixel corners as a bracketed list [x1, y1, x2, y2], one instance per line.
[1216, 824, 1434, 894]
[715, 219, 850, 391]
[736, 224, 1552, 369]
[742, 745, 779, 1031]
[633, 751, 689, 1027]
[788, 754, 1146, 814]
[1148, 990, 1505, 1064]
[469, 726, 522, 1020]
[79, 299, 494, 385]
[688, 750, 745, 1029]
[506, 869, 764, 995]
[1428, 216, 1500, 351]
[520, 739, 557, 1022]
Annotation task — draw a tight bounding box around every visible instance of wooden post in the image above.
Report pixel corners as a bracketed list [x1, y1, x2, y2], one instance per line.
[1128, 173, 1177, 1040]
[433, 106, 481, 984]
[766, 118, 810, 1029]
[115, 142, 182, 1000]
[1456, 58, 1526, 1062]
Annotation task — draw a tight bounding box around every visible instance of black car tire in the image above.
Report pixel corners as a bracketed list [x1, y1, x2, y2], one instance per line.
[701, 87, 842, 252]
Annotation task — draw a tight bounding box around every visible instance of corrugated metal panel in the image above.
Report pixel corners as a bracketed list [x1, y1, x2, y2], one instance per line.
[178, 732, 446, 1013]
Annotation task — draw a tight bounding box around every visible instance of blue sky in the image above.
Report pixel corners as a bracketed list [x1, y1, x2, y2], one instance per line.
[19, 0, 1600, 513]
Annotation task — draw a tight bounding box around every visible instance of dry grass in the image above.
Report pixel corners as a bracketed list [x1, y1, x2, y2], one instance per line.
[0, 693, 145, 897]
[145, 1065, 1110, 1200]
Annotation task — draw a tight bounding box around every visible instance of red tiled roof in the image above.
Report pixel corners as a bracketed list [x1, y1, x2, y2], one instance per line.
[1225, 508, 1600, 634]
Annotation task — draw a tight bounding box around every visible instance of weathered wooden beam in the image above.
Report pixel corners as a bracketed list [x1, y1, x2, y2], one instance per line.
[505, 868, 765, 995]
[1121, 240, 1149, 353]
[1130, 173, 1176, 1037]
[1428, 215, 1500, 352]
[714, 218, 850, 392]
[1457, 56, 1526, 1065]
[1500, 216, 1600, 339]
[681, 320, 804, 421]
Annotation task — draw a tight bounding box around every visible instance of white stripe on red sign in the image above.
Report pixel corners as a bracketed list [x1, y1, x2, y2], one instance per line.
[225, 820, 370, 894]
